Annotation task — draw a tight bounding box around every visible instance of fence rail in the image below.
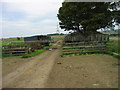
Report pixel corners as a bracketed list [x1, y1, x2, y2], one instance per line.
[2, 40, 50, 56]
[2, 47, 28, 56]
[62, 41, 108, 55]
[64, 33, 109, 42]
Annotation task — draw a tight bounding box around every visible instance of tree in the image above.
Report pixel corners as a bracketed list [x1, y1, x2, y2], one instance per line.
[57, 2, 120, 35]
[17, 37, 20, 40]
[109, 2, 120, 25]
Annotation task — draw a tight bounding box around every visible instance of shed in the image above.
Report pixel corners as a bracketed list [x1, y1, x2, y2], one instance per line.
[24, 35, 51, 48]
[24, 35, 51, 42]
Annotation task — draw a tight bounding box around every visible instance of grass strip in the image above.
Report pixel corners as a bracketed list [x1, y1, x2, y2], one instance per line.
[60, 51, 120, 60]
[21, 46, 50, 58]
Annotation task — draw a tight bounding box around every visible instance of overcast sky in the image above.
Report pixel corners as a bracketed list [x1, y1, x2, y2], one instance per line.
[1, 0, 65, 38]
[1, 0, 120, 38]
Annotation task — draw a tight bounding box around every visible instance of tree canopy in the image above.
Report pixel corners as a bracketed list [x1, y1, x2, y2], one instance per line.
[57, 2, 120, 35]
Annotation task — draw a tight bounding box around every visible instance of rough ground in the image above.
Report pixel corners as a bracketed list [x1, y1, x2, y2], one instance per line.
[2, 41, 118, 88]
[45, 55, 118, 88]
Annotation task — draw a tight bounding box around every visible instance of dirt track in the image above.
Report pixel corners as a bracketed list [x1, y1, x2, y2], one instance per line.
[3, 49, 60, 88]
[2, 41, 61, 88]
[2, 41, 118, 88]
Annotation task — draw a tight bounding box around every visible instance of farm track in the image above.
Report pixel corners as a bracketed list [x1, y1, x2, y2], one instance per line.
[2, 41, 61, 88]
[2, 40, 118, 88]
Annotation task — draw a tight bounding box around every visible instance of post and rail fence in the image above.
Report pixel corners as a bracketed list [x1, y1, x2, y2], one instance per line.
[2, 41, 50, 56]
[62, 33, 110, 55]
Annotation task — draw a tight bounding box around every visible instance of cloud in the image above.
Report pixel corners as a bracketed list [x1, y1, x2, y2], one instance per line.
[41, 19, 57, 24]
[2, 0, 63, 19]
[1, 0, 63, 3]
[1, 0, 64, 38]
[2, 18, 66, 38]
[2, 18, 59, 38]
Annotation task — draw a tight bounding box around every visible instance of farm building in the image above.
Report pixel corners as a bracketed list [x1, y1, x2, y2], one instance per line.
[24, 35, 51, 42]
[24, 35, 51, 49]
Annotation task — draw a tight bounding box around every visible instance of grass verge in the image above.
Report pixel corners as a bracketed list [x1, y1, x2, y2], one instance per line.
[60, 51, 120, 60]
[21, 46, 50, 58]
[21, 49, 45, 58]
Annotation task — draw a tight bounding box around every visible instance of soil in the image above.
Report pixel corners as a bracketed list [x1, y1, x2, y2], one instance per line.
[2, 40, 118, 88]
[45, 55, 118, 88]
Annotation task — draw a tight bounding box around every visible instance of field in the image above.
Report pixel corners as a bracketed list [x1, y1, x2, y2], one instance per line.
[108, 36, 120, 54]
[1, 37, 24, 46]
[51, 35, 66, 40]
[107, 36, 120, 59]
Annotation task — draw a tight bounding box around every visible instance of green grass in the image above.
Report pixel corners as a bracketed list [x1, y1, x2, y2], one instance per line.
[61, 51, 120, 59]
[21, 46, 50, 58]
[1, 37, 24, 46]
[107, 37, 120, 59]
[108, 36, 119, 54]
[107, 40, 119, 54]
[1, 40, 24, 46]
[21, 49, 45, 58]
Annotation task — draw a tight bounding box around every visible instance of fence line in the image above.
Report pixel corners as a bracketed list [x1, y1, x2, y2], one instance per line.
[62, 41, 108, 55]
[64, 33, 109, 42]
[2, 47, 29, 56]
[2, 41, 50, 56]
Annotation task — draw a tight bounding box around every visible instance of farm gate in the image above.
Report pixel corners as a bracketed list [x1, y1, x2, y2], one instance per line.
[62, 33, 109, 55]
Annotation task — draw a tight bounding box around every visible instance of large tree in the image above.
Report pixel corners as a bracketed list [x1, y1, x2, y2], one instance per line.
[57, 2, 120, 35]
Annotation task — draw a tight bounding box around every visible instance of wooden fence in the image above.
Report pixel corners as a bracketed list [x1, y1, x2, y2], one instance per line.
[2, 41, 50, 56]
[64, 33, 109, 42]
[2, 45, 29, 56]
[63, 33, 109, 55]
[62, 41, 108, 55]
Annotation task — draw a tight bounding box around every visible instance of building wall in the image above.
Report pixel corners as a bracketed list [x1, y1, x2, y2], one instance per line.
[24, 35, 51, 42]
[24, 36, 38, 42]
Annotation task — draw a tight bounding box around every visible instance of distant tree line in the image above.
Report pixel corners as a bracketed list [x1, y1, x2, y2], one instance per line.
[47, 33, 65, 36]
